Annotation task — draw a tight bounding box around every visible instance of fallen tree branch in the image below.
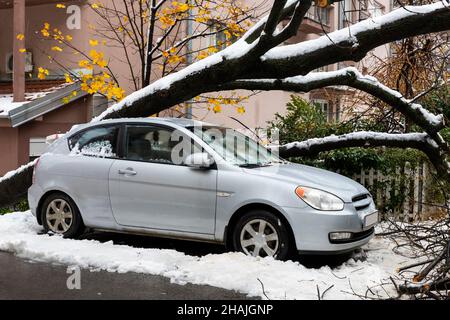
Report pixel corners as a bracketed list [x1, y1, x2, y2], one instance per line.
[275, 131, 450, 181]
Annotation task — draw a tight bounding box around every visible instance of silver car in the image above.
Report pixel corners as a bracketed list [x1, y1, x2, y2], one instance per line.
[28, 118, 378, 259]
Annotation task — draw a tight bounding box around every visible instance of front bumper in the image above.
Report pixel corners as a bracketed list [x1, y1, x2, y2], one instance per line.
[282, 203, 377, 254]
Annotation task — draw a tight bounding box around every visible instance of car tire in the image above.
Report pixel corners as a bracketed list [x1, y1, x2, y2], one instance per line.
[232, 210, 292, 260]
[41, 193, 85, 238]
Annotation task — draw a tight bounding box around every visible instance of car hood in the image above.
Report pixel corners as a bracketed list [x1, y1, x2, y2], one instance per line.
[242, 163, 369, 203]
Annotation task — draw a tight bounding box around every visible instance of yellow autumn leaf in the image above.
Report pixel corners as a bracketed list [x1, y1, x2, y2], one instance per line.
[41, 29, 50, 37]
[78, 60, 90, 68]
[96, 59, 108, 68]
[19, 48, 26, 53]
[56, 4, 66, 8]
[237, 106, 246, 114]
[89, 39, 99, 46]
[38, 67, 49, 80]
[64, 73, 74, 83]
[197, 51, 209, 60]
[16, 33, 25, 40]
[51, 46, 63, 52]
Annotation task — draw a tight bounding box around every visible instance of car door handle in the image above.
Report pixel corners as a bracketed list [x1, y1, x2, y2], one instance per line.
[118, 168, 137, 176]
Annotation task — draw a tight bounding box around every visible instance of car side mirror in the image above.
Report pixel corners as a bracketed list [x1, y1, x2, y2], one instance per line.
[184, 153, 214, 169]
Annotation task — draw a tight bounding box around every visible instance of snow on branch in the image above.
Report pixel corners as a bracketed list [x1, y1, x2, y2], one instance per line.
[275, 130, 450, 180]
[276, 131, 449, 177]
[278, 131, 435, 157]
[254, 2, 450, 78]
[0, 158, 38, 185]
[0, 158, 37, 207]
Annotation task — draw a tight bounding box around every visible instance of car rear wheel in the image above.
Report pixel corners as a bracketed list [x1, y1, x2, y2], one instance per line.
[41, 193, 84, 238]
[232, 210, 291, 260]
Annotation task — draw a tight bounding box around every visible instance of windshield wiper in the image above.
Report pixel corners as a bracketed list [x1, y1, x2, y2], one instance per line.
[239, 163, 270, 168]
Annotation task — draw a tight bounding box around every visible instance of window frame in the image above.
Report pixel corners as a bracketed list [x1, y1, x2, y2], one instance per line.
[121, 123, 215, 168]
[67, 123, 123, 160]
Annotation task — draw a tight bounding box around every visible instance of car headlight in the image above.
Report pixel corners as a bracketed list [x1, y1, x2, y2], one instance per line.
[295, 186, 344, 211]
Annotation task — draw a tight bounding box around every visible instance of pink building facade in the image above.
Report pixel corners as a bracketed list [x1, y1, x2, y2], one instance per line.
[0, 0, 392, 175]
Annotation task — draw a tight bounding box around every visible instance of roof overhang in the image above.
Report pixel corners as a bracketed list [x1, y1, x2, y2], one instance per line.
[8, 82, 89, 127]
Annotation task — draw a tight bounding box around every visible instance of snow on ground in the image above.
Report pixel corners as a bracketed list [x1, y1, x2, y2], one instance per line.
[0, 211, 413, 300]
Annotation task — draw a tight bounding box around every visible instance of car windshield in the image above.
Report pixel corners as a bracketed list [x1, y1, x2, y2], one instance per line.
[189, 126, 283, 167]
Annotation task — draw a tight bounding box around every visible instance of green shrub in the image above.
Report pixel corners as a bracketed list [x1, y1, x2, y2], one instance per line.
[0, 199, 29, 215]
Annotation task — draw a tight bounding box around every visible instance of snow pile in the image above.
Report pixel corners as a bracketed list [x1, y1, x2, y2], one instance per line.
[0, 211, 412, 299]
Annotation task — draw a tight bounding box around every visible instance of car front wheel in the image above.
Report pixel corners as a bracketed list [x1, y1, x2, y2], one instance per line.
[232, 210, 292, 260]
[41, 193, 84, 238]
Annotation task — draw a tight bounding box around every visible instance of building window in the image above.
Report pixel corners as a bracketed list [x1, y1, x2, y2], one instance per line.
[338, 0, 353, 29]
[312, 99, 331, 122]
[29, 137, 47, 161]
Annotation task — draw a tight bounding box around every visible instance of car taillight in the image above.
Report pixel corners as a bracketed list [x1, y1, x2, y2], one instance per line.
[32, 158, 40, 184]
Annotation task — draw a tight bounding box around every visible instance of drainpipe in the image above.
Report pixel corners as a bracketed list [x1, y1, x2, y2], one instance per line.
[185, 0, 193, 119]
[13, 0, 25, 102]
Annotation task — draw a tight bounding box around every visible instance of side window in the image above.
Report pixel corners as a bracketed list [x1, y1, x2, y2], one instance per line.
[69, 126, 119, 158]
[125, 125, 189, 165]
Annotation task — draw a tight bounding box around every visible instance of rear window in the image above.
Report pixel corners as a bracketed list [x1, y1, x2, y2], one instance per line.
[68, 125, 119, 158]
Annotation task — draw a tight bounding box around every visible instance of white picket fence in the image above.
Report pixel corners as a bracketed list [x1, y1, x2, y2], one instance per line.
[346, 162, 432, 222]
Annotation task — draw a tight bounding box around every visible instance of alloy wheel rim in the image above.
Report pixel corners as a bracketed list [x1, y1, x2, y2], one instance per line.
[46, 199, 73, 233]
[240, 219, 279, 257]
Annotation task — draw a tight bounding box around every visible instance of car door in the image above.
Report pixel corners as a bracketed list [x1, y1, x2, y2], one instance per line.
[63, 124, 121, 228]
[108, 124, 217, 234]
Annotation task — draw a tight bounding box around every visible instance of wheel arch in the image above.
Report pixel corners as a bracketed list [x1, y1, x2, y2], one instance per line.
[36, 190, 78, 225]
[224, 203, 297, 251]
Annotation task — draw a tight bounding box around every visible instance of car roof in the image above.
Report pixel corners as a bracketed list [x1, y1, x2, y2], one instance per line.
[70, 117, 222, 134]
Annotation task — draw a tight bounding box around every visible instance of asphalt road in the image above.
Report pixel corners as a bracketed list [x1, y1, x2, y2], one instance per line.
[0, 251, 253, 300]
[0, 231, 355, 300]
